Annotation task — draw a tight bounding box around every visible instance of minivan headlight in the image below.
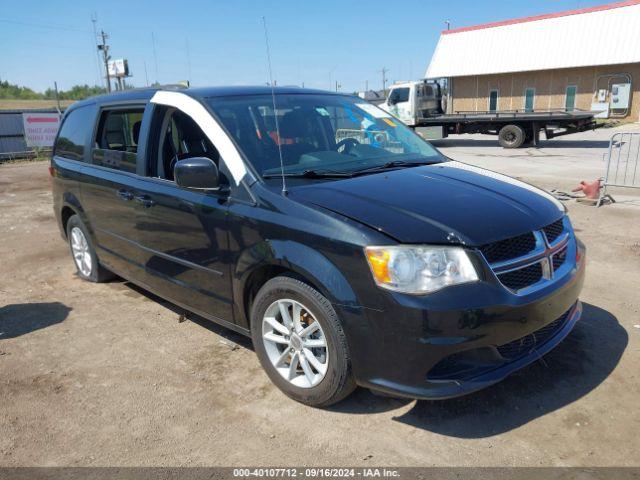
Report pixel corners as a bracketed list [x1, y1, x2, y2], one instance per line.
[364, 246, 479, 294]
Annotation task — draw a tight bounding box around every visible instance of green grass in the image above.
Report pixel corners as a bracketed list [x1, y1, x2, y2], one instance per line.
[0, 151, 51, 164]
[0, 99, 73, 110]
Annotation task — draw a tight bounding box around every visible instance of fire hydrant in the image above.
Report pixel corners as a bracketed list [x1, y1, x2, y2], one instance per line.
[572, 179, 601, 199]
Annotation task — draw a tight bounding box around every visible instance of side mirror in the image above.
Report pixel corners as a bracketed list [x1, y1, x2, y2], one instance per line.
[174, 157, 221, 190]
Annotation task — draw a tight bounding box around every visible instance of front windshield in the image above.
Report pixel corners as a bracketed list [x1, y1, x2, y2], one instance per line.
[206, 93, 445, 178]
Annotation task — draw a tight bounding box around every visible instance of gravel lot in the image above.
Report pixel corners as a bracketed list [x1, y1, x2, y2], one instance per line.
[1, 125, 639, 467]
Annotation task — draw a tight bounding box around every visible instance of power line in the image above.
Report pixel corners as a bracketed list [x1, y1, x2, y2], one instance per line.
[0, 18, 88, 33]
[0, 18, 144, 34]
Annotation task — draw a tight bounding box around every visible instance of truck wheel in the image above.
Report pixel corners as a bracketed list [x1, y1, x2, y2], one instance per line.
[251, 276, 356, 407]
[498, 124, 525, 148]
[66, 214, 114, 282]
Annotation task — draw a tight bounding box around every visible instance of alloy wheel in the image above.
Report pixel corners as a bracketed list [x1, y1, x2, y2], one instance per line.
[70, 226, 92, 277]
[261, 298, 328, 388]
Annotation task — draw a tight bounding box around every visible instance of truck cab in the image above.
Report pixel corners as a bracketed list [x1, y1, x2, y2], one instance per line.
[380, 80, 443, 126]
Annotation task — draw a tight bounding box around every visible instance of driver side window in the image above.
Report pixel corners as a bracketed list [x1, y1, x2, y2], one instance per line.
[388, 88, 409, 104]
[155, 108, 220, 181]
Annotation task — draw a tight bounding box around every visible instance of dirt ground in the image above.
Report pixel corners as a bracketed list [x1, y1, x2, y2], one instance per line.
[1, 128, 639, 467]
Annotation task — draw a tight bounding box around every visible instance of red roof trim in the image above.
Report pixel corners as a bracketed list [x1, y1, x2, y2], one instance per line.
[442, 0, 640, 35]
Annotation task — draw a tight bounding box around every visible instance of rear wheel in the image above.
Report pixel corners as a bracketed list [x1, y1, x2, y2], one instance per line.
[66, 215, 114, 282]
[498, 124, 525, 148]
[251, 276, 355, 407]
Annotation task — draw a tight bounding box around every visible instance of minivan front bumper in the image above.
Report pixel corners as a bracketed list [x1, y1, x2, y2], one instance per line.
[337, 239, 586, 400]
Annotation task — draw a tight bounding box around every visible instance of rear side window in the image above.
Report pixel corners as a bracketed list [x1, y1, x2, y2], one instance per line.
[54, 105, 95, 161]
[92, 108, 144, 173]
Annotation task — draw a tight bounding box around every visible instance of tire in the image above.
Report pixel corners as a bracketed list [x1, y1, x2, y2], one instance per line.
[66, 214, 114, 283]
[498, 124, 525, 148]
[250, 276, 356, 407]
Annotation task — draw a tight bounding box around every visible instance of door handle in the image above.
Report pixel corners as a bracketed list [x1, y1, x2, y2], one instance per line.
[134, 194, 156, 208]
[116, 189, 134, 201]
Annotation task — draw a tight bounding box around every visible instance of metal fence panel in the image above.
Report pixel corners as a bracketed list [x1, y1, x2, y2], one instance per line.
[0, 112, 25, 136]
[0, 137, 28, 153]
[599, 132, 640, 205]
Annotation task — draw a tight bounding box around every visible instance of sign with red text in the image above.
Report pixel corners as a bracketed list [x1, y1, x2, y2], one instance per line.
[22, 113, 61, 148]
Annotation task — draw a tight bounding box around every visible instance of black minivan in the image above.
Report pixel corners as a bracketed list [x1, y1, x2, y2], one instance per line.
[51, 86, 585, 407]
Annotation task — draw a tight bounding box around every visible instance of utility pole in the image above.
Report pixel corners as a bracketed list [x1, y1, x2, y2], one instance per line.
[379, 67, 389, 93]
[97, 30, 111, 92]
[335, 80, 341, 92]
[53, 81, 62, 115]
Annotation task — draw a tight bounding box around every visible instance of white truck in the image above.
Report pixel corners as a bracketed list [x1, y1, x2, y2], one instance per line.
[379, 80, 600, 148]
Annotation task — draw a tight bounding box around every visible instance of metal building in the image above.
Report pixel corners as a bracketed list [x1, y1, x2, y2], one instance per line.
[426, 0, 640, 120]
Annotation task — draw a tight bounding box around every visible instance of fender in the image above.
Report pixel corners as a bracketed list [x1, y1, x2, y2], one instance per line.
[59, 192, 94, 237]
[52, 155, 93, 240]
[233, 239, 360, 328]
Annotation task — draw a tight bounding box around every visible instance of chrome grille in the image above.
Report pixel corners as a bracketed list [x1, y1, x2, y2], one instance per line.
[552, 245, 568, 270]
[478, 232, 536, 263]
[543, 219, 564, 244]
[480, 217, 571, 293]
[497, 263, 543, 290]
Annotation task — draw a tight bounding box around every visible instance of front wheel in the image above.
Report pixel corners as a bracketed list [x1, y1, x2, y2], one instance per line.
[251, 276, 356, 407]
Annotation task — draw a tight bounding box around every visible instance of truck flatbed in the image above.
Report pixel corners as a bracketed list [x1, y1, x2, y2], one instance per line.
[417, 109, 597, 124]
[412, 109, 601, 148]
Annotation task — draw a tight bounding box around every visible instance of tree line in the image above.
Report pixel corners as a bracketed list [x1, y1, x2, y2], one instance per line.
[0, 80, 106, 101]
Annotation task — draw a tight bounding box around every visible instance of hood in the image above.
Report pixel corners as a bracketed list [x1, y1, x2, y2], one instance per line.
[289, 161, 564, 246]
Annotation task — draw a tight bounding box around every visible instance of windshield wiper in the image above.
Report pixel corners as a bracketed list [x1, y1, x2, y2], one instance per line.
[350, 160, 438, 176]
[262, 160, 441, 179]
[262, 169, 352, 179]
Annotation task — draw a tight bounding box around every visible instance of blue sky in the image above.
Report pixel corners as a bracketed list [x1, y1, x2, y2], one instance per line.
[1, 0, 616, 92]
